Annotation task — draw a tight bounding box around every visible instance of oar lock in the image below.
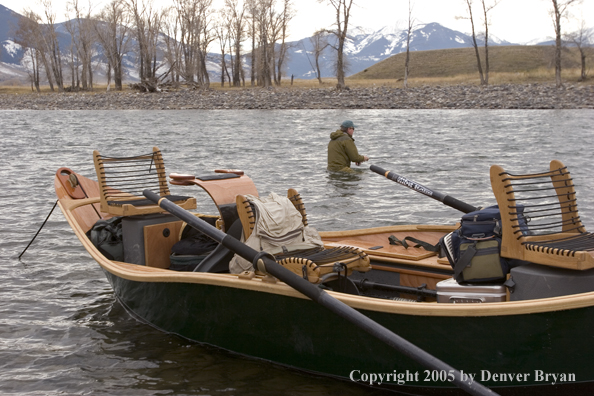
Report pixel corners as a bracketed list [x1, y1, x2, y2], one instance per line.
[68, 173, 79, 188]
[236, 251, 279, 283]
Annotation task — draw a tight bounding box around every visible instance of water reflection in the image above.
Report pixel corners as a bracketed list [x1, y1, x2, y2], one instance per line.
[83, 300, 398, 396]
[326, 169, 365, 195]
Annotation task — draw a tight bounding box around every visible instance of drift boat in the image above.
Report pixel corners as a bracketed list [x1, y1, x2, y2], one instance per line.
[53, 147, 594, 395]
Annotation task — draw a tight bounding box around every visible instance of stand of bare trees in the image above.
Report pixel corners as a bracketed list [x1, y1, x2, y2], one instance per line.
[65, 0, 96, 91]
[8, 0, 307, 93]
[10, 0, 593, 94]
[16, 1, 66, 92]
[247, 0, 294, 87]
[94, 0, 130, 90]
[220, 0, 247, 87]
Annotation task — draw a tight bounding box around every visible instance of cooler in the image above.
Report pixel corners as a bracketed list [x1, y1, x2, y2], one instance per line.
[509, 263, 594, 301]
[436, 278, 506, 303]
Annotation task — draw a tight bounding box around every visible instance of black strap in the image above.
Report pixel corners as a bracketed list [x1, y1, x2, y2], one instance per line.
[504, 277, 516, 293]
[388, 235, 439, 252]
[453, 241, 477, 282]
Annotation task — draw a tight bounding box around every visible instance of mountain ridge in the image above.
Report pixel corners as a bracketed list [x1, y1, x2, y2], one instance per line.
[0, 3, 555, 85]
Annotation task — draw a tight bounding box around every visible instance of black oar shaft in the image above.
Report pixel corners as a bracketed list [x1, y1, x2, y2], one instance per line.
[353, 279, 438, 298]
[370, 165, 478, 214]
[143, 190, 496, 396]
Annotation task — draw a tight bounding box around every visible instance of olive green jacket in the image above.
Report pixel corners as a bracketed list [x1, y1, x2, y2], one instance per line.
[327, 130, 365, 171]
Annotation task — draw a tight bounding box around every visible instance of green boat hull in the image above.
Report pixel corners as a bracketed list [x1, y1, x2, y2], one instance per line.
[104, 270, 594, 395]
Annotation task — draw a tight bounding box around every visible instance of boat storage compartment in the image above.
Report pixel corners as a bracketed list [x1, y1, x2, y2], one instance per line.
[436, 278, 506, 303]
[122, 213, 182, 267]
[509, 263, 594, 301]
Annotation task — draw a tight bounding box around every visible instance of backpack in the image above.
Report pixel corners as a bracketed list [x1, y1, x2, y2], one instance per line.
[439, 205, 527, 284]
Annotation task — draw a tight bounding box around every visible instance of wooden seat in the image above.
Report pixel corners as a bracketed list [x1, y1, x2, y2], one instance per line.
[235, 190, 371, 283]
[93, 146, 196, 216]
[490, 159, 594, 270]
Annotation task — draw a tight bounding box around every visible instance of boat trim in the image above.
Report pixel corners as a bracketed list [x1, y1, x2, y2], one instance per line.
[58, 198, 594, 319]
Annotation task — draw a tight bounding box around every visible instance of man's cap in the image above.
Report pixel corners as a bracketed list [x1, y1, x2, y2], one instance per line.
[341, 120, 357, 128]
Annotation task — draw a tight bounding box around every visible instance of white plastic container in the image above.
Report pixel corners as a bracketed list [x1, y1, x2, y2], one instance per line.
[436, 278, 506, 303]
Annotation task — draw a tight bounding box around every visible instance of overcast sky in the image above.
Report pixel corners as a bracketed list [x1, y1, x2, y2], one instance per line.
[2, 0, 593, 44]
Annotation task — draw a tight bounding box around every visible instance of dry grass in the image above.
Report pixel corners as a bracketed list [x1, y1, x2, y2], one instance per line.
[350, 45, 593, 86]
[0, 84, 115, 94]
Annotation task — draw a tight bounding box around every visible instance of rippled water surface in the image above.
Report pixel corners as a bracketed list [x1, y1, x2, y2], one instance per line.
[1, 109, 594, 395]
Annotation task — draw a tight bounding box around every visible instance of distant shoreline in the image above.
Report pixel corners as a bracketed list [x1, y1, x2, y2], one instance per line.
[0, 83, 592, 110]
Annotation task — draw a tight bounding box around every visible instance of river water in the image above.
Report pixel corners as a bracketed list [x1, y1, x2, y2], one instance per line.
[1, 109, 593, 395]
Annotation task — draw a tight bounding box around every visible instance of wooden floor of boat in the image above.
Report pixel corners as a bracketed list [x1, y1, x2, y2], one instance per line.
[320, 224, 456, 268]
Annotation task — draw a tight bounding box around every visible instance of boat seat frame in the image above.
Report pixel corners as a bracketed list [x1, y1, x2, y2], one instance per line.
[490, 159, 594, 270]
[170, 171, 258, 233]
[235, 190, 371, 283]
[93, 146, 196, 216]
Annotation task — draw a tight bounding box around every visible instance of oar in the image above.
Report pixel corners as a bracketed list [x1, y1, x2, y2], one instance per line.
[370, 165, 478, 214]
[143, 190, 496, 396]
[18, 200, 58, 259]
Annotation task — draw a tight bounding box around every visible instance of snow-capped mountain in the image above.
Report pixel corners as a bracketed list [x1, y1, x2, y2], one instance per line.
[1, 3, 525, 84]
[284, 22, 516, 79]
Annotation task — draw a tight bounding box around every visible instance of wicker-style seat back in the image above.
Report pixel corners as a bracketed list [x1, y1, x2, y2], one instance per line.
[490, 159, 594, 270]
[94, 146, 196, 216]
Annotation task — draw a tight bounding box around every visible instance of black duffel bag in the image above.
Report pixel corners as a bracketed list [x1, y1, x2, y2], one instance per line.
[86, 217, 124, 261]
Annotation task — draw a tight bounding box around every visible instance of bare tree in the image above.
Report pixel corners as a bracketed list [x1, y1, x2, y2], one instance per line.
[478, 0, 500, 85]
[462, 0, 486, 85]
[94, 0, 131, 90]
[196, 3, 216, 89]
[309, 29, 329, 84]
[246, 0, 258, 85]
[214, 12, 231, 87]
[321, 0, 354, 90]
[160, 6, 182, 84]
[223, 0, 247, 87]
[403, 0, 415, 89]
[550, 0, 582, 87]
[274, 0, 293, 85]
[564, 20, 593, 81]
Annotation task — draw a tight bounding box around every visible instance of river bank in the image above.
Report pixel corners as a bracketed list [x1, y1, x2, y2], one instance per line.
[0, 83, 592, 110]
